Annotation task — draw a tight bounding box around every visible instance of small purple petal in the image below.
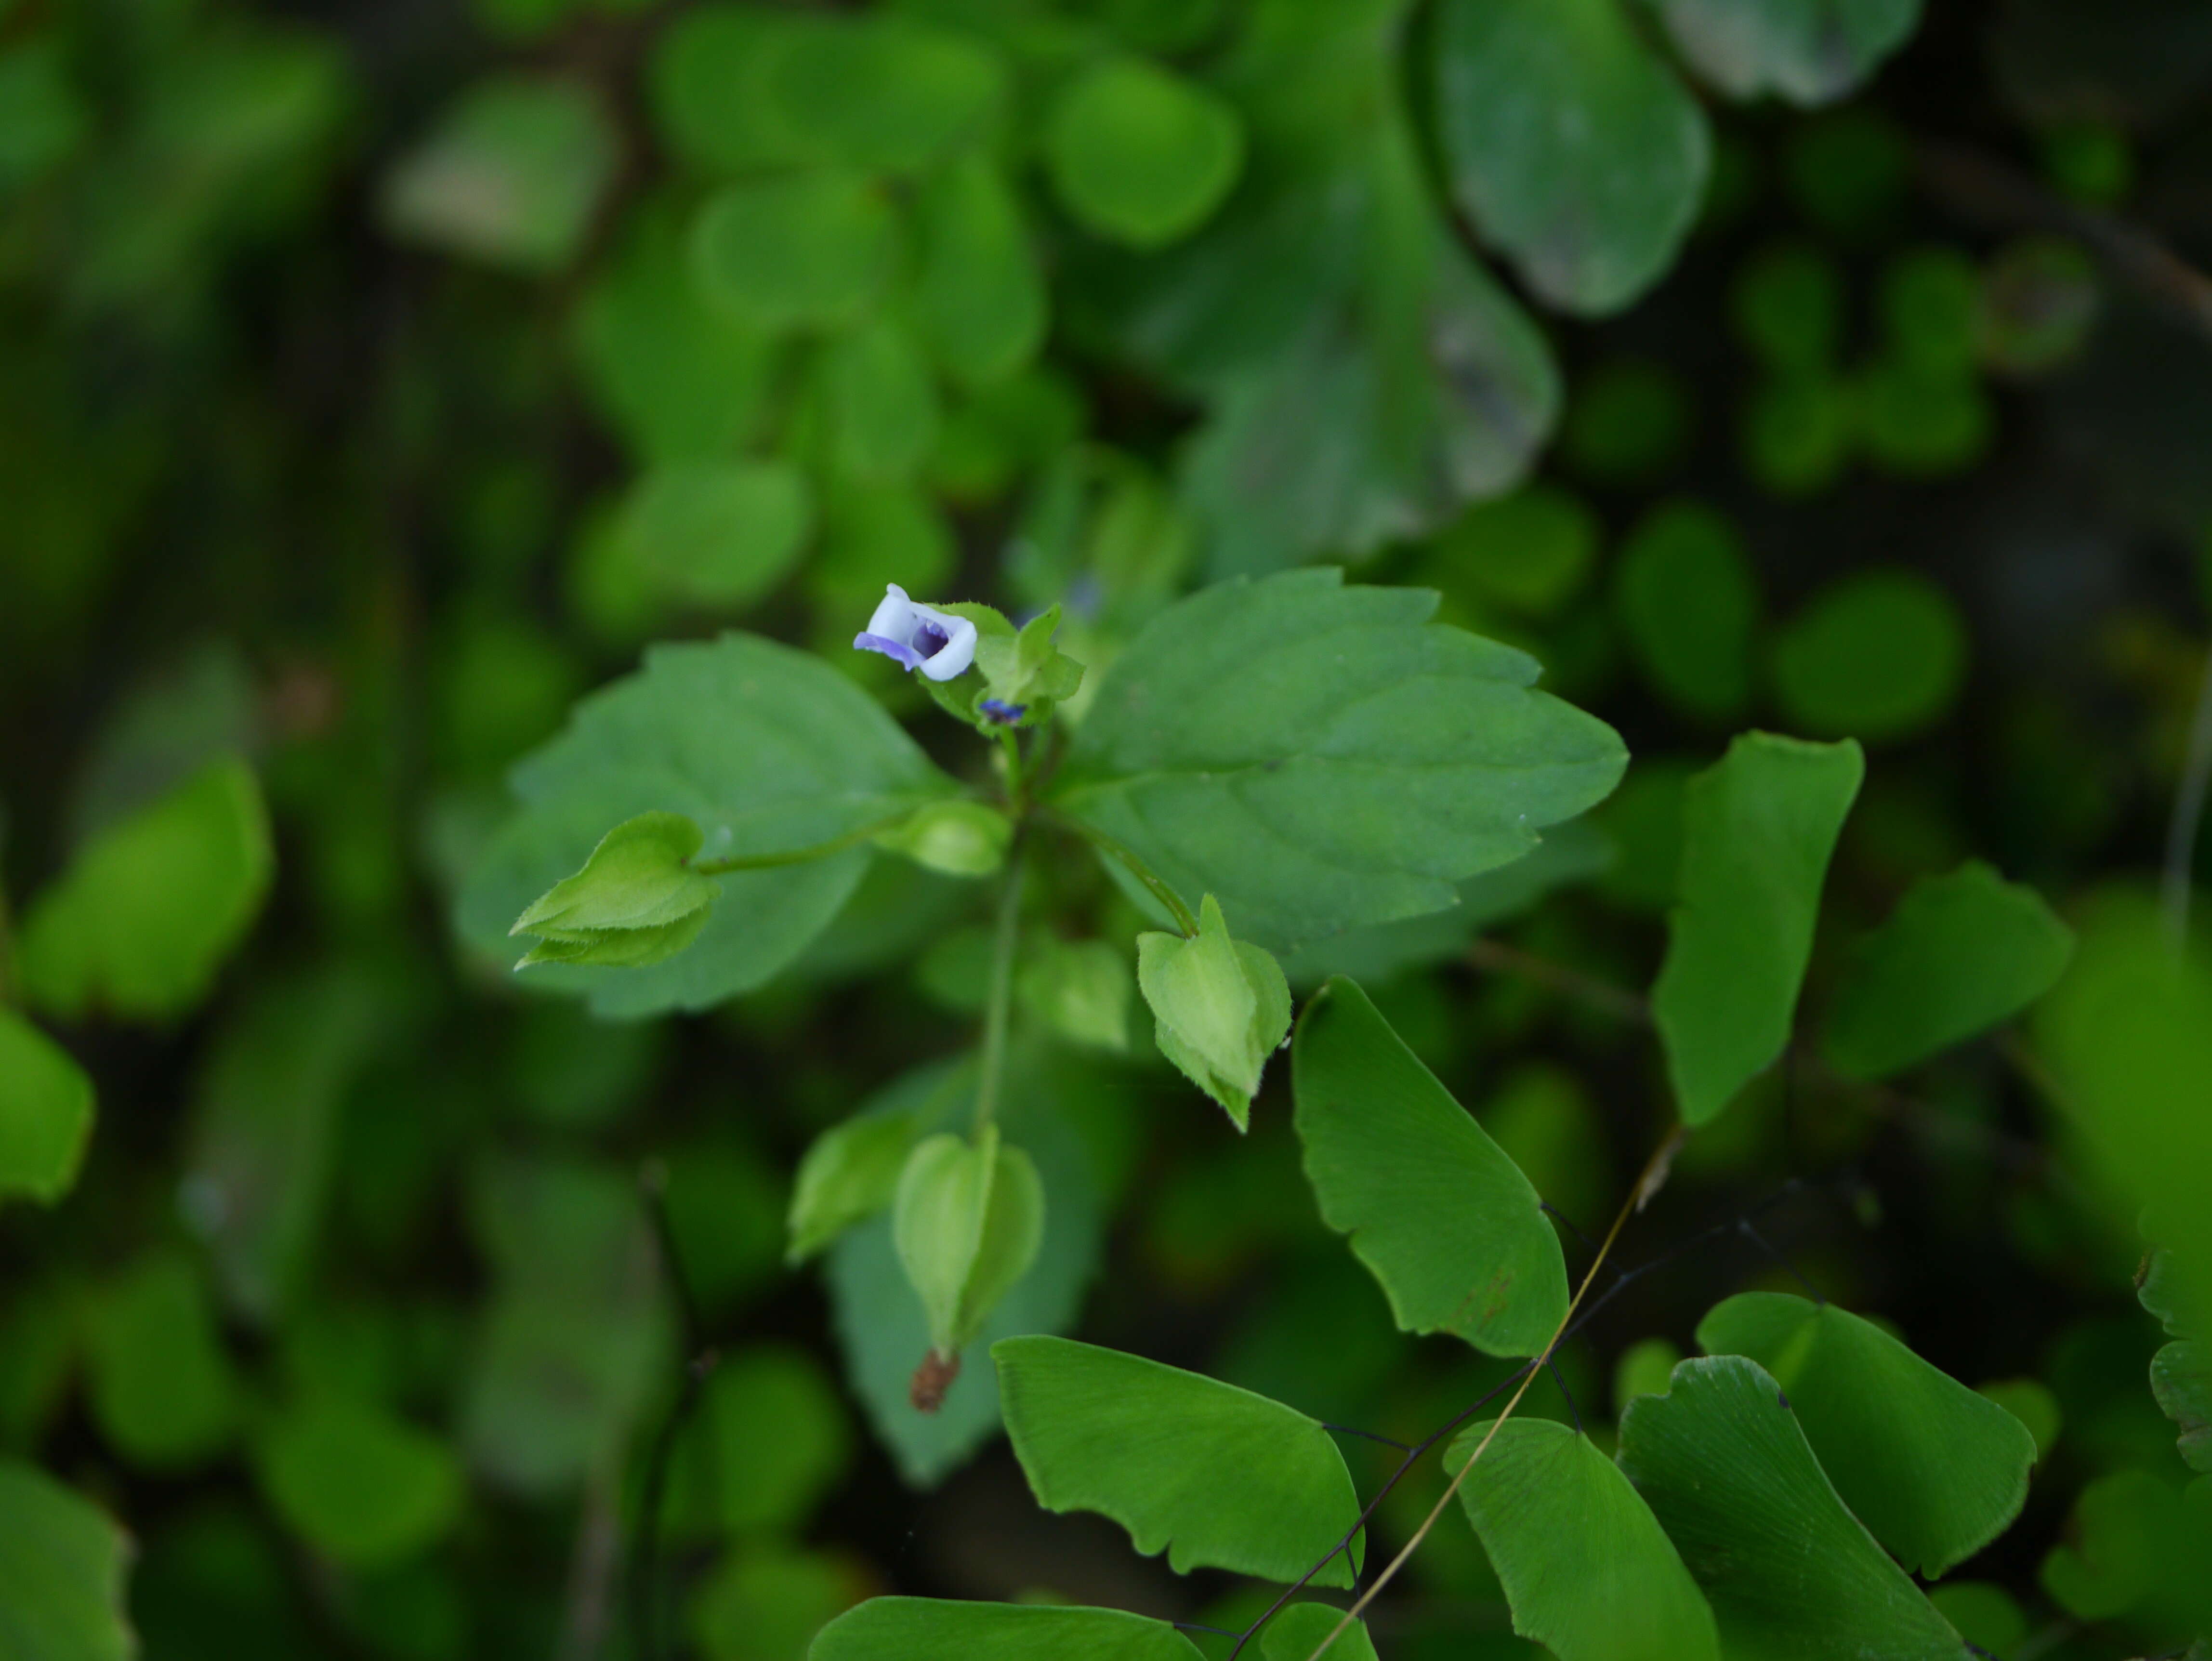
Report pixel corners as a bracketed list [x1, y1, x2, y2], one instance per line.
[979, 699, 1028, 725]
[855, 632, 925, 671]
[912, 620, 951, 659]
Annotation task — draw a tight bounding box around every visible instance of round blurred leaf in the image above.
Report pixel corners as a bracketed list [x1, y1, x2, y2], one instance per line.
[691, 172, 899, 331]
[1731, 241, 1844, 371]
[1562, 358, 1696, 485]
[915, 154, 1046, 388]
[255, 1396, 463, 1570]
[85, 1251, 240, 1471]
[822, 317, 942, 484]
[1044, 58, 1245, 249]
[690, 1544, 871, 1661]
[0, 1010, 94, 1207]
[1426, 484, 1600, 619]
[1855, 356, 1992, 477]
[1879, 246, 1981, 373]
[0, 38, 91, 188]
[1613, 499, 1759, 722]
[758, 15, 1005, 176]
[1771, 568, 1966, 741]
[1739, 371, 1852, 497]
[615, 460, 813, 611]
[0, 1462, 133, 1661]
[666, 1345, 854, 1536]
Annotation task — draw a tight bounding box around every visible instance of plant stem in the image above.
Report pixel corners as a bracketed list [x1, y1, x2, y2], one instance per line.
[1037, 809, 1200, 937]
[972, 828, 1027, 1134]
[689, 811, 917, 875]
[997, 726, 1026, 810]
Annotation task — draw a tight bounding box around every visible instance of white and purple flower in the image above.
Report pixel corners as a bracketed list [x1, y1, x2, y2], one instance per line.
[853, 585, 978, 682]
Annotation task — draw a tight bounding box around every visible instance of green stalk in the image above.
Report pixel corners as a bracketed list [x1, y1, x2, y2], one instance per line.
[971, 828, 1027, 1134]
[688, 812, 916, 875]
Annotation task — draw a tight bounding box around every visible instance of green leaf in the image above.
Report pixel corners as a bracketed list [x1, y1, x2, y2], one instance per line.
[2152, 1340, 2211, 1473]
[664, 1344, 855, 1535]
[693, 1545, 868, 1661]
[790, 1111, 935, 1266]
[2034, 895, 2212, 1323]
[648, 4, 808, 173]
[1616, 1356, 1968, 1660]
[84, 1250, 239, 1471]
[1045, 58, 1244, 249]
[1052, 569, 1626, 951]
[1291, 978, 1568, 1357]
[1695, 1293, 2037, 1576]
[1652, 733, 1863, 1126]
[457, 634, 954, 1018]
[875, 801, 1010, 879]
[572, 203, 778, 464]
[1822, 861, 2075, 1080]
[916, 154, 1047, 387]
[255, 1396, 463, 1569]
[1167, 128, 1559, 578]
[0, 38, 90, 189]
[1449, 1419, 1720, 1661]
[612, 461, 813, 611]
[1019, 939, 1132, 1054]
[811, 1598, 1203, 1661]
[19, 755, 273, 1023]
[994, 1335, 1362, 1585]
[1430, 0, 1711, 315]
[1612, 500, 1760, 724]
[179, 968, 390, 1323]
[751, 14, 1004, 177]
[380, 76, 617, 275]
[1137, 895, 1290, 1130]
[513, 810, 719, 939]
[2039, 1469, 2189, 1621]
[692, 173, 900, 333]
[1772, 569, 1969, 742]
[0, 1009, 94, 1206]
[1426, 484, 1601, 619]
[0, 1462, 133, 1661]
[823, 317, 942, 485]
[1652, 0, 1922, 104]
[1257, 1604, 1378, 1661]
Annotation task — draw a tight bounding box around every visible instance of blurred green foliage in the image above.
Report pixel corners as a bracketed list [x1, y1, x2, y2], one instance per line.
[3, 0, 2212, 1656]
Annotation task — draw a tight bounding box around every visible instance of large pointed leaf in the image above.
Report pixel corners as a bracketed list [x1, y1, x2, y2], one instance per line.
[1291, 978, 1567, 1357]
[1430, 0, 1711, 316]
[1450, 1418, 1720, 1661]
[458, 634, 955, 1017]
[1616, 1357, 1968, 1661]
[0, 1462, 133, 1661]
[1696, 1293, 2037, 1576]
[1051, 569, 1625, 953]
[995, 1336, 1362, 1586]
[1822, 861, 2074, 1080]
[1652, 0, 1922, 105]
[1652, 733, 1862, 1125]
[811, 1598, 1203, 1661]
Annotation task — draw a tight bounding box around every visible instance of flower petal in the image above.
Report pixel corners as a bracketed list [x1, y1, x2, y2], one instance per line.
[855, 632, 925, 671]
[866, 584, 918, 640]
[913, 610, 978, 681]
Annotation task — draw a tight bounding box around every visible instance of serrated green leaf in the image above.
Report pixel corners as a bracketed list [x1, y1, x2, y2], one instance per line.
[0, 1009, 94, 1206]
[1696, 1293, 2037, 1576]
[1822, 860, 2075, 1079]
[1291, 978, 1567, 1357]
[457, 634, 954, 1018]
[1045, 58, 1243, 249]
[1616, 1356, 1968, 1660]
[1653, 733, 1863, 1126]
[811, 1598, 1203, 1661]
[1449, 1418, 1720, 1661]
[1653, 0, 1922, 105]
[1051, 569, 1625, 952]
[255, 1395, 463, 1569]
[0, 1461, 134, 1661]
[380, 76, 617, 274]
[1430, 0, 1710, 315]
[995, 1335, 1362, 1586]
[2152, 1340, 2211, 1473]
[19, 755, 273, 1022]
[691, 173, 899, 333]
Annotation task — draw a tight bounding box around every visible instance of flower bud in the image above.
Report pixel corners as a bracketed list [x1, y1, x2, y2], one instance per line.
[1136, 894, 1290, 1131]
[1019, 938, 1132, 1052]
[892, 1126, 1045, 1407]
[509, 812, 720, 970]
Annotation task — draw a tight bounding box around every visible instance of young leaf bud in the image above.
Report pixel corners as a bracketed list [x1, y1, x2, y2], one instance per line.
[1018, 938, 1132, 1052]
[785, 1110, 923, 1265]
[874, 800, 1013, 878]
[509, 812, 720, 971]
[891, 1126, 1046, 1411]
[1136, 894, 1291, 1131]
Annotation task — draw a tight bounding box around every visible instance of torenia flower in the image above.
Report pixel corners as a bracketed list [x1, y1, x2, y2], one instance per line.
[854, 585, 978, 682]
